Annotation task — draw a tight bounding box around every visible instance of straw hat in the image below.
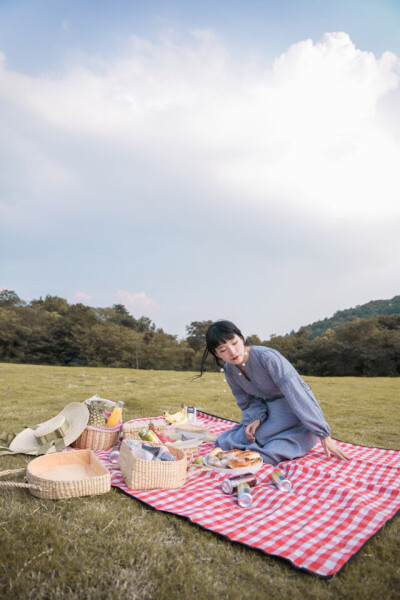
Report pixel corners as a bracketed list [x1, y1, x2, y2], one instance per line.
[9, 403, 89, 456]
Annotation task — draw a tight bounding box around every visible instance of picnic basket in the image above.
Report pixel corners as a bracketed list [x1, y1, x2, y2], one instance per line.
[73, 397, 122, 451]
[122, 420, 167, 440]
[0, 449, 111, 499]
[118, 440, 194, 490]
[122, 421, 200, 455]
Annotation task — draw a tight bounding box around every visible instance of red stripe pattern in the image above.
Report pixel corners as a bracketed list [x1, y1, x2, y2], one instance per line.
[95, 411, 400, 577]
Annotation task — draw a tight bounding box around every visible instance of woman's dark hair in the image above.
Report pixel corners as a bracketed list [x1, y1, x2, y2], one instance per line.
[197, 320, 247, 377]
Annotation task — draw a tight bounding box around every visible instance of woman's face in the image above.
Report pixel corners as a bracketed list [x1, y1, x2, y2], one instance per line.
[214, 334, 246, 365]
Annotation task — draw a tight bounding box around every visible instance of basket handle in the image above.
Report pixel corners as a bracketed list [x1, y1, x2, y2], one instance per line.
[0, 468, 41, 491]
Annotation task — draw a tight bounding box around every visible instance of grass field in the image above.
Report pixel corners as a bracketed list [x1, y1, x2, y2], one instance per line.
[0, 363, 399, 600]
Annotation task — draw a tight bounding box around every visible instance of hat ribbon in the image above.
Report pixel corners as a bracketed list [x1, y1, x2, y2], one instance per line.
[33, 421, 69, 455]
[34, 420, 69, 445]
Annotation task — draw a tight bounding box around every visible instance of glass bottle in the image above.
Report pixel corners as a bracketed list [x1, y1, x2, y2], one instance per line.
[107, 401, 124, 427]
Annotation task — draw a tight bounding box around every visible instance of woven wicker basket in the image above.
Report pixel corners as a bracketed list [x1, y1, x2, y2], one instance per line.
[121, 420, 200, 454]
[0, 449, 111, 499]
[118, 440, 189, 490]
[72, 421, 121, 451]
[169, 440, 201, 456]
[73, 399, 122, 451]
[122, 420, 167, 440]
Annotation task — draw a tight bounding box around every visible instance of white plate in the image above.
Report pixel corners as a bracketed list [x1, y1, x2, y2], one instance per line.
[203, 454, 264, 475]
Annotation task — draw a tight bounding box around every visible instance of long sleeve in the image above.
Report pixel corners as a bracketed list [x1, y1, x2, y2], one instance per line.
[261, 350, 331, 439]
[225, 368, 268, 427]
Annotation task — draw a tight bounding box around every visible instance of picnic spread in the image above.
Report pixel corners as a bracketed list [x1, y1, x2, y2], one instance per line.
[1, 397, 399, 578]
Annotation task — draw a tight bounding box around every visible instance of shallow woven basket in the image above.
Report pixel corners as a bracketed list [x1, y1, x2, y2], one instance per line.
[118, 440, 189, 490]
[122, 420, 167, 441]
[0, 449, 111, 499]
[169, 440, 201, 456]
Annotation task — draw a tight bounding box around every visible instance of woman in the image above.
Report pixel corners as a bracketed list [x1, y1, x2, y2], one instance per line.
[200, 320, 350, 465]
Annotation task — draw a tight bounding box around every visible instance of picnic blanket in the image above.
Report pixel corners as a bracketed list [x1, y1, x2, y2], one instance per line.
[95, 411, 400, 578]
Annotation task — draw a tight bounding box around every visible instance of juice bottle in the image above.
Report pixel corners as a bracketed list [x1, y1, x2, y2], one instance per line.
[106, 401, 124, 427]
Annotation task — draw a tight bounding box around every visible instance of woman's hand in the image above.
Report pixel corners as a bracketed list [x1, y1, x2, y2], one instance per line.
[245, 419, 261, 442]
[320, 436, 350, 460]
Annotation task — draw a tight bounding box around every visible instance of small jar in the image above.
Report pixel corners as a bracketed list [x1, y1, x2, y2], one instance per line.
[108, 447, 120, 465]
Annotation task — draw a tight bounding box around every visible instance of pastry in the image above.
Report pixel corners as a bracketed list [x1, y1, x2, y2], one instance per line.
[209, 447, 223, 457]
[240, 450, 261, 460]
[227, 457, 261, 469]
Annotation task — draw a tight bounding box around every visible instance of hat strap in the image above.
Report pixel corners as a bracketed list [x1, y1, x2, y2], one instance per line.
[0, 430, 16, 446]
[0, 423, 68, 456]
[0, 437, 66, 456]
[0, 431, 17, 456]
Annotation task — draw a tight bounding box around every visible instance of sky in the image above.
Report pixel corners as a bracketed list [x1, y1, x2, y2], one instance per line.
[1, 0, 400, 340]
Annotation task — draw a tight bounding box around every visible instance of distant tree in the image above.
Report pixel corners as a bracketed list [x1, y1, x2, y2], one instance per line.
[137, 316, 155, 333]
[321, 328, 335, 340]
[186, 320, 213, 352]
[0, 289, 24, 307]
[112, 304, 129, 315]
[110, 304, 138, 329]
[247, 334, 261, 345]
[30, 295, 69, 314]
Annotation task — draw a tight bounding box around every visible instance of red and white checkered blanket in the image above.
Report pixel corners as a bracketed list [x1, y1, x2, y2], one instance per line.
[95, 411, 400, 578]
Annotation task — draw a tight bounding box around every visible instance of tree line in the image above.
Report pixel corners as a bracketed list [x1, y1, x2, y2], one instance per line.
[1, 290, 399, 376]
[303, 295, 400, 339]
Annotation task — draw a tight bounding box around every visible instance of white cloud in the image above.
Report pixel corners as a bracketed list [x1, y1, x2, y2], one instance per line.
[116, 290, 158, 312]
[0, 31, 399, 223]
[72, 291, 91, 302]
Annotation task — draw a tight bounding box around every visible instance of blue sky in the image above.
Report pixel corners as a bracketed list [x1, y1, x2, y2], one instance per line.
[1, 1, 400, 73]
[1, 1, 400, 339]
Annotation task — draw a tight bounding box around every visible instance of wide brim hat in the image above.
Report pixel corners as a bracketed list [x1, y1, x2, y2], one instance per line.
[9, 403, 89, 456]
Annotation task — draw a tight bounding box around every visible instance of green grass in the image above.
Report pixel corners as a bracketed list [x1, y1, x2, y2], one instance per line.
[0, 363, 399, 600]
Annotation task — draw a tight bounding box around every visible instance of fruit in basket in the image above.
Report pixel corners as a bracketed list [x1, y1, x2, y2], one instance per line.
[88, 404, 107, 427]
[163, 405, 187, 425]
